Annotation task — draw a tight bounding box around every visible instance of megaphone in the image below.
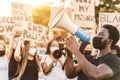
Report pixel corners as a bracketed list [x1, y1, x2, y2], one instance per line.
[49, 8, 90, 43]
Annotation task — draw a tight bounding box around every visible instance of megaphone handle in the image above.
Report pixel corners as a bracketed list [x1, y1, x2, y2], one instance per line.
[75, 27, 90, 43]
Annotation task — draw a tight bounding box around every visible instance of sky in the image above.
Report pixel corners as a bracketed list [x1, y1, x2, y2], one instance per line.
[0, 0, 102, 17]
[0, 0, 61, 17]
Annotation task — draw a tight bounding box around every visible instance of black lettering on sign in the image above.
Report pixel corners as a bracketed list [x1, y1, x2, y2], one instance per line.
[12, 2, 25, 10]
[38, 26, 42, 33]
[0, 17, 14, 23]
[100, 14, 120, 23]
[79, 5, 89, 12]
[28, 23, 37, 32]
[37, 34, 46, 42]
[0, 26, 4, 32]
[76, 0, 91, 3]
[23, 30, 37, 40]
[12, 9, 28, 16]
[12, 2, 30, 16]
[13, 16, 24, 21]
[33, 24, 37, 32]
[74, 14, 95, 21]
[0, 24, 14, 32]
[28, 23, 32, 31]
[6, 25, 14, 32]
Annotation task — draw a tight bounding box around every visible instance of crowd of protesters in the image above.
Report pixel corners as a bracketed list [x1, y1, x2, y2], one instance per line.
[0, 24, 120, 80]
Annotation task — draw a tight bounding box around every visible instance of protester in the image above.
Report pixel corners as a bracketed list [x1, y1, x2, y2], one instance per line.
[111, 44, 120, 57]
[0, 32, 16, 80]
[41, 38, 67, 80]
[81, 42, 93, 57]
[64, 24, 120, 80]
[56, 36, 67, 56]
[14, 40, 41, 80]
[9, 32, 22, 80]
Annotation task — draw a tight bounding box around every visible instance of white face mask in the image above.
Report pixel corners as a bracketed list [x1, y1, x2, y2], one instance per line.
[50, 46, 59, 53]
[29, 48, 37, 56]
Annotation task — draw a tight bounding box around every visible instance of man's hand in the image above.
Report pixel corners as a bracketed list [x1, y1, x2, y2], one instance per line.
[79, 42, 90, 53]
[65, 36, 79, 53]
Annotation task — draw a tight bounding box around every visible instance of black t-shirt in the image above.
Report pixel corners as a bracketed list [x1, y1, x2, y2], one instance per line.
[9, 49, 18, 78]
[78, 53, 120, 80]
[21, 57, 38, 80]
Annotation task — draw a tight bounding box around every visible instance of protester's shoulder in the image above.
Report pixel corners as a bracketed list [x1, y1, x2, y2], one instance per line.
[104, 53, 120, 63]
[107, 53, 120, 59]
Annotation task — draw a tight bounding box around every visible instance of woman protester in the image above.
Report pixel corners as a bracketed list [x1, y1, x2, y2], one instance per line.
[0, 32, 17, 80]
[41, 38, 67, 80]
[14, 39, 41, 80]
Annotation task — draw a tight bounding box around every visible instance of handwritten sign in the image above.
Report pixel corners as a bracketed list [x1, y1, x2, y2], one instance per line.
[0, 2, 32, 34]
[72, 0, 95, 27]
[99, 13, 120, 45]
[11, 2, 32, 31]
[0, 2, 48, 43]
[22, 22, 47, 43]
[11, 2, 32, 21]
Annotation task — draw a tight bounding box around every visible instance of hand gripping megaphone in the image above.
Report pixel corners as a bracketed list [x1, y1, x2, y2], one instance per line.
[48, 8, 90, 43]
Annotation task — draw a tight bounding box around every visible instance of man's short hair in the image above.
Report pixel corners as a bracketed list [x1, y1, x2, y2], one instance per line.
[103, 24, 119, 47]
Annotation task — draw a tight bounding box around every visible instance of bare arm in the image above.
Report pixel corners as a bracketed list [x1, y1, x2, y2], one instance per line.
[57, 59, 64, 67]
[65, 36, 113, 80]
[74, 49, 113, 79]
[41, 59, 57, 75]
[6, 34, 14, 60]
[14, 38, 22, 62]
[64, 49, 81, 79]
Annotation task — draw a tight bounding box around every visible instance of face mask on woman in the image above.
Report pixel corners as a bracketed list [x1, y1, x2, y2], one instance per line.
[29, 48, 37, 56]
[50, 46, 59, 53]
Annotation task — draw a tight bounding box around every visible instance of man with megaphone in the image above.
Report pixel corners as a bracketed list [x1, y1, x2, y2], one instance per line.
[64, 24, 120, 80]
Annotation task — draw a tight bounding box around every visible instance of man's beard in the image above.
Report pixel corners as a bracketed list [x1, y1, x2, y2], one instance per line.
[92, 37, 107, 50]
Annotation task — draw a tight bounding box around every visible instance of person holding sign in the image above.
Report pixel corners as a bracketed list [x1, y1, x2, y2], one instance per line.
[64, 24, 120, 80]
[14, 39, 41, 80]
[0, 32, 17, 80]
[9, 31, 22, 80]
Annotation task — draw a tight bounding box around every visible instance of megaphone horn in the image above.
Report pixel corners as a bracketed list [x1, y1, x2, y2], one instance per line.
[49, 8, 90, 43]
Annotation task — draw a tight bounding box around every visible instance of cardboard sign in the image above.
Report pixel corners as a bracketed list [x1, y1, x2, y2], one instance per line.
[0, 2, 48, 43]
[22, 22, 48, 43]
[72, 0, 95, 27]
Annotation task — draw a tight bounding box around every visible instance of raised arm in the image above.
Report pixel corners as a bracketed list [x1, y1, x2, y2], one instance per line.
[41, 58, 57, 75]
[14, 38, 22, 62]
[6, 34, 14, 60]
[65, 36, 113, 80]
[64, 49, 81, 79]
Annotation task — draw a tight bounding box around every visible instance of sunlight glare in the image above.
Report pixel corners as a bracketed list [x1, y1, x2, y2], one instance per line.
[0, 0, 11, 17]
[25, 0, 59, 7]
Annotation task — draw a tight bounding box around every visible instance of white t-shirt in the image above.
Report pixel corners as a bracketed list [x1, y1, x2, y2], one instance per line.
[0, 55, 9, 80]
[41, 55, 67, 80]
